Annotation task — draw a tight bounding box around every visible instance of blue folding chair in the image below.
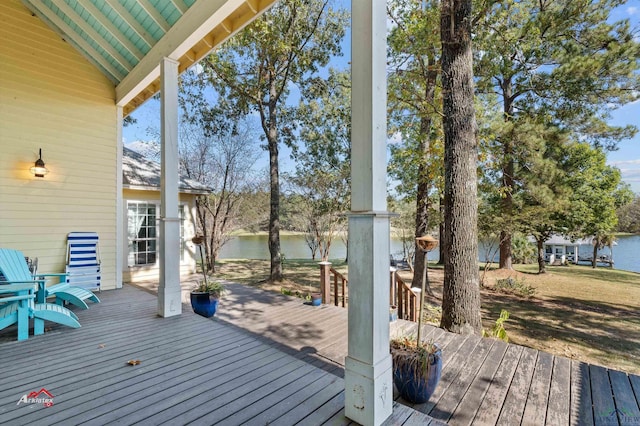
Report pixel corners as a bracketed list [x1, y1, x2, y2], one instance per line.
[66, 232, 102, 291]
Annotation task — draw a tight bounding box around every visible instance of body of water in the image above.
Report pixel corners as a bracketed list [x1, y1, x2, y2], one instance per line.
[219, 233, 640, 273]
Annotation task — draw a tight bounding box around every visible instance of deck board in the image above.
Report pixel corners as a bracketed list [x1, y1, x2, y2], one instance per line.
[608, 370, 640, 422]
[496, 346, 538, 425]
[546, 356, 571, 426]
[244, 372, 343, 426]
[472, 344, 524, 425]
[591, 365, 617, 426]
[429, 336, 495, 422]
[521, 350, 554, 425]
[417, 334, 482, 414]
[447, 339, 509, 426]
[571, 360, 595, 426]
[630, 374, 640, 409]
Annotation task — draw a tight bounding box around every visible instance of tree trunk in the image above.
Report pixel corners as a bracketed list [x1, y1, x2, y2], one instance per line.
[438, 199, 445, 264]
[412, 59, 439, 293]
[499, 79, 514, 270]
[439, 0, 482, 335]
[537, 238, 546, 274]
[499, 230, 512, 269]
[592, 243, 598, 269]
[195, 196, 212, 273]
[267, 82, 283, 281]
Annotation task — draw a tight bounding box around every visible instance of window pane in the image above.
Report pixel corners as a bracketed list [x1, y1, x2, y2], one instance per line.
[127, 202, 159, 266]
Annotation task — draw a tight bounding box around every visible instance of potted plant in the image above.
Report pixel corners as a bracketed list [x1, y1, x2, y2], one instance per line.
[310, 292, 322, 306]
[190, 279, 225, 318]
[389, 305, 398, 322]
[390, 235, 442, 403]
[390, 337, 442, 404]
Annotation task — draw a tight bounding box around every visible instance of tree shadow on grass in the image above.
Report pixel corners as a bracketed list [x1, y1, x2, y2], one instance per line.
[481, 290, 640, 373]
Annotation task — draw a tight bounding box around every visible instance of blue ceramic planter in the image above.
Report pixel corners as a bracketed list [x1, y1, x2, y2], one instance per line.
[393, 347, 442, 404]
[311, 294, 322, 306]
[190, 292, 219, 318]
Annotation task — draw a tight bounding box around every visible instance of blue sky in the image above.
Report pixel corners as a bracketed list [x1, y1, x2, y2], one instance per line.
[124, 0, 640, 194]
[606, 0, 640, 193]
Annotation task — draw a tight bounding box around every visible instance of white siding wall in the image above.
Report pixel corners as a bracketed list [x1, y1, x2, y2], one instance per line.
[0, 1, 118, 289]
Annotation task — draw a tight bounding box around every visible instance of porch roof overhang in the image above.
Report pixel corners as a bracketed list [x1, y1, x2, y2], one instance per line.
[22, 0, 275, 116]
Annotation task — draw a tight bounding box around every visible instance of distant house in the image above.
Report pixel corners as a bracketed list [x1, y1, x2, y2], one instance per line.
[538, 235, 586, 265]
[533, 234, 616, 266]
[122, 147, 211, 283]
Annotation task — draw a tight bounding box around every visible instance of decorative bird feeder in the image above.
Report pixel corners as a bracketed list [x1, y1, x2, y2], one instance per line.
[416, 235, 439, 253]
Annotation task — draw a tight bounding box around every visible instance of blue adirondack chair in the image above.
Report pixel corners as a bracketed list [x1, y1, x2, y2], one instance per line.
[0, 248, 99, 310]
[0, 283, 33, 341]
[0, 252, 80, 341]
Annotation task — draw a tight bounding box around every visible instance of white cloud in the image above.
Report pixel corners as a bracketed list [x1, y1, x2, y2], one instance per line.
[620, 168, 640, 177]
[610, 159, 640, 166]
[627, 6, 638, 15]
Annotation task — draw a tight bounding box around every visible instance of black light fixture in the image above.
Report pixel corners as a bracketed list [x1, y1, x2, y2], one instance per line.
[30, 148, 49, 178]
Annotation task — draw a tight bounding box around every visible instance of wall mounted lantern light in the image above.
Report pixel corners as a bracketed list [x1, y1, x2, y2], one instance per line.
[30, 148, 49, 178]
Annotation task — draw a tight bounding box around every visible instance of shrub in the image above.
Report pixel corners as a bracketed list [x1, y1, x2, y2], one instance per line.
[494, 276, 536, 297]
[421, 303, 442, 325]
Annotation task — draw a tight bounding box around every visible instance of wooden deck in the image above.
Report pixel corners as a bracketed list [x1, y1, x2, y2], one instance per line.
[0, 284, 437, 425]
[1, 282, 639, 425]
[214, 283, 640, 426]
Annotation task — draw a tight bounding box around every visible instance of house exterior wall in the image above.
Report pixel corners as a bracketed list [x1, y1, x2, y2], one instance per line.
[0, 1, 118, 289]
[122, 188, 199, 283]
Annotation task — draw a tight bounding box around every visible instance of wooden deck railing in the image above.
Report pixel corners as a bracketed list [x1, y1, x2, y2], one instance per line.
[395, 272, 418, 322]
[319, 261, 348, 307]
[319, 263, 420, 322]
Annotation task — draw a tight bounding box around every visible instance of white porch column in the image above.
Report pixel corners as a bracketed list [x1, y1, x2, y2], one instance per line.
[116, 106, 124, 289]
[345, 0, 392, 424]
[158, 57, 182, 317]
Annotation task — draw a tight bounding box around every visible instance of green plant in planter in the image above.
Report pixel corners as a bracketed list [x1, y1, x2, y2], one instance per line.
[390, 337, 442, 404]
[391, 235, 443, 404]
[192, 279, 226, 298]
[190, 280, 225, 318]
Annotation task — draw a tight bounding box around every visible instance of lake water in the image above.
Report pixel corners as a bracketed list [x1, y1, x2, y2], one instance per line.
[219, 234, 640, 273]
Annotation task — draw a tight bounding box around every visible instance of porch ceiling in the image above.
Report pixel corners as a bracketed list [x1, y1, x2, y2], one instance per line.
[22, 0, 274, 116]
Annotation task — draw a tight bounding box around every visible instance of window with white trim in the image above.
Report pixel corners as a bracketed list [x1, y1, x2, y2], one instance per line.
[127, 202, 157, 266]
[127, 202, 185, 266]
